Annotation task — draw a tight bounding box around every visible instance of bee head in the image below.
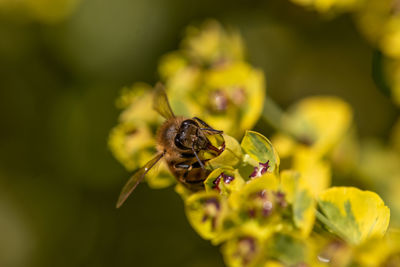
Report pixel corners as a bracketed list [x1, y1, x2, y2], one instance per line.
[175, 119, 208, 151]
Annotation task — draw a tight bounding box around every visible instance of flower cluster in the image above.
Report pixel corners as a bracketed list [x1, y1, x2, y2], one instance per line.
[272, 96, 353, 197]
[355, 0, 400, 105]
[290, 0, 400, 106]
[109, 21, 265, 189]
[109, 19, 400, 266]
[158, 20, 265, 138]
[271, 95, 400, 227]
[181, 130, 391, 266]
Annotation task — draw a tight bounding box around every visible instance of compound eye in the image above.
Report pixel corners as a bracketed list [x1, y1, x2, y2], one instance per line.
[174, 134, 187, 150]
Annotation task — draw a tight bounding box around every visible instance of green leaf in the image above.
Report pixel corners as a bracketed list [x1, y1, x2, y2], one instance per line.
[241, 131, 280, 173]
[265, 233, 306, 266]
[280, 170, 315, 237]
[317, 187, 390, 245]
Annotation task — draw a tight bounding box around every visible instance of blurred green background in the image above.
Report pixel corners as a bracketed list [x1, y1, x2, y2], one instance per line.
[0, 0, 398, 266]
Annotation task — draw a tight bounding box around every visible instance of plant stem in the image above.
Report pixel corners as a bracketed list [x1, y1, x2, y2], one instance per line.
[261, 97, 313, 146]
[261, 97, 285, 131]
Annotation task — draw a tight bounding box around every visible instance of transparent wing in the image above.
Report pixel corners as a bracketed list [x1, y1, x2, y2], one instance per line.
[116, 153, 164, 208]
[153, 83, 175, 119]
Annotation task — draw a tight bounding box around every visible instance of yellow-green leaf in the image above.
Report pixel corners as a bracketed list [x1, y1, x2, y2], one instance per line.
[280, 170, 315, 237]
[207, 134, 243, 169]
[241, 131, 280, 173]
[317, 187, 390, 245]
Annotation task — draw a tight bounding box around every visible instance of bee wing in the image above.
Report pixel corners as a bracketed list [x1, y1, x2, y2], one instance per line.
[116, 153, 164, 208]
[153, 83, 175, 119]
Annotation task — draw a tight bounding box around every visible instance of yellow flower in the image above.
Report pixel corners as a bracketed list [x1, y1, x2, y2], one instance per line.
[163, 60, 265, 138]
[204, 168, 245, 197]
[185, 191, 231, 243]
[380, 16, 400, 59]
[109, 83, 158, 170]
[108, 121, 155, 171]
[158, 21, 266, 138]
[355, 0, 400, 59]
[290, 0, 363, 14]
[355, 0, 394, 44]
[281, 96, 353, 157]
[181, 19, 245, 66]
[272, 96, 352, 196]
[199, 62, 265, 137]
[108, 83, 175, 189]
[222, 222, 267, 267]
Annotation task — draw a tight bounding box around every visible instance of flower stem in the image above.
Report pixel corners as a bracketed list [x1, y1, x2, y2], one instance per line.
[261, 97, 312, 146]
[261, 97, 285, 131]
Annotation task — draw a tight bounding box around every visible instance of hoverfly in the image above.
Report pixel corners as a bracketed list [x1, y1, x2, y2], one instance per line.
[116, 83, 224, 208]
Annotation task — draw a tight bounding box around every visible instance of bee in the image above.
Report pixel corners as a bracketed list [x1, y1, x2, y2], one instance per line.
[116, 83, 224, 208]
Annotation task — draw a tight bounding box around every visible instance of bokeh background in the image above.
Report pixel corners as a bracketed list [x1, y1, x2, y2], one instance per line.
[0, 0, 398, 266]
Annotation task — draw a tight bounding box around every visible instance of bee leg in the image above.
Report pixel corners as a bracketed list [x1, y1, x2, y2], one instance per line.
[193, 117, 223, 135]
[192, 117, 212, 128]
[200, 128, 223, 134]
[192, 146, 205, 169]
[207, 141, 225, 155]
